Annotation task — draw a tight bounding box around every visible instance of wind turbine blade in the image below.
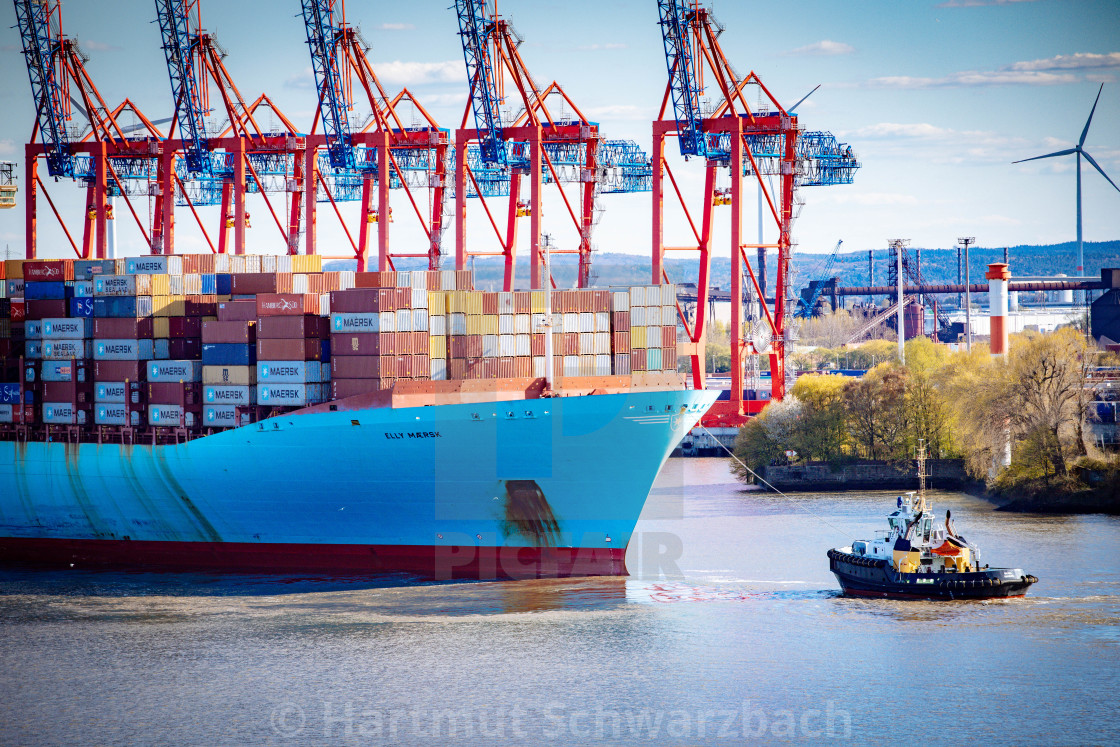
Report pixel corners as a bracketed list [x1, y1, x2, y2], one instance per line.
[787, 84, 821, 115]
[1079, 83, 1104, 147]
[1012, 148, 1076, 164]
[1081, 150, 1120, 195]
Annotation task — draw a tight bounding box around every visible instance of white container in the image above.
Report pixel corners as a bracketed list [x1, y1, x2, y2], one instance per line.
[204, 405, 243, 427]
[595, 312, 610, 333]
[498, 314, 515, 335]
[40, 318, 89, 340]
[499, 334, 516, 357]
[204, 385, 255, 405]
[482, 334, 499, 358]
[579, 312, 594, 333]
[562, 313, 579, 334]
[148, 360, 202, 382]
[430, 315, 447, 336]
[411, 287, 428, 308]
[331, 313, 380, 333]
[43, 403, 87, 425]
[95, 382, 143, 404]
[515, 334, 531, 357]
[449, 313, 467, 336]
[257, 361, 320, 383]
[611, 291, 629, 312]
[95, 274, 146, 296]
[41, 360, 89, 382]
[396, 308, 412, 332]
[95, 339, 154, 361]
[148, 404, 195, 427]
[124, 255, 182, 275]
[378, 311, 396, 332]
[95, 404, 141, 426]
[43, 340, 93, 360]
[431, 359, 448, 381]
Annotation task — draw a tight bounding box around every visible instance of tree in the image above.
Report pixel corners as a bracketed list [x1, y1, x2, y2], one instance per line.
[790, 374, 849, 462]
[843, 365, 909, 461]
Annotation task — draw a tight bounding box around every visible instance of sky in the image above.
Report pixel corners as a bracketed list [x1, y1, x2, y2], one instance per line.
[0, 0, 1118, 274]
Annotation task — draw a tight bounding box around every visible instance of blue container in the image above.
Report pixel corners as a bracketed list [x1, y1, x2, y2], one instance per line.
[69, 297, 96, 318]
[200, 274, 216, 295]
[199, 273, 232, 295]
[0, 383, 22, 404]
[24, 281, 70, 301]
[92, 297, 139, 318]
[74, 260, 116, 279]
[320, 338, 331, 361]
[202, 343, 257, 366]
[216, 275, 232, 295]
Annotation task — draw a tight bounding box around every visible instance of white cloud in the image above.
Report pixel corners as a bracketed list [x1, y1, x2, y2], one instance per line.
[837, 122, 1036, 165]
[372, 61, 462, 86]
[285, 67, 314, 91]
[80, 40, 117, 52]
[1008, 52, 1120, 72]
[0, 139, 15, 156]
[785, 40, 854, 56]
[378, 23, 415, 31]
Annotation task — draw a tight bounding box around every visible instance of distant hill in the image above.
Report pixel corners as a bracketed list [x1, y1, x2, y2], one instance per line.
[328, 240, 1120, 293]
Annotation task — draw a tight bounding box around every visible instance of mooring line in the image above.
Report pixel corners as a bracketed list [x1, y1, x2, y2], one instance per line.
[697, 423, 851, 538]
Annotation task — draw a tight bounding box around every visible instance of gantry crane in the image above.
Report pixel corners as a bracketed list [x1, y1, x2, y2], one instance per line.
[15, 0, 165, 259]
[795, 239, 842, 318]
[653, 0, 858, 423]
[154, 0, 305, 256]
[300, 0, 449, 271]
[453, 0, 652, 290]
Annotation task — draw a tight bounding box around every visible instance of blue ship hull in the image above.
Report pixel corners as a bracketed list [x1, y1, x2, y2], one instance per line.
[0, 388, 717, 578]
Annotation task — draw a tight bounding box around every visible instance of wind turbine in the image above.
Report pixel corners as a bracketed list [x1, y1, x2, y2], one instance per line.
[1013, 84, 1120, 291]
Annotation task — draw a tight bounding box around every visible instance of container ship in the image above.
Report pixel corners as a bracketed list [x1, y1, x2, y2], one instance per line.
[0, 255, 714, 579]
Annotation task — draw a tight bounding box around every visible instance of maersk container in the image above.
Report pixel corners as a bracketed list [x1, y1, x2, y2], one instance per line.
[203, 385, 255, 405]
[42, 403, 88, 425]
[95, 381, 144, 404]
[41, 360, 89, 383]
[94, 275, 145, 296]
[125, 256, 181, 275]
[331, 312, 380, 333]
[257, 361, 320, 383]
[43, 340, 93, 360]
[6, 279, 25, 298]
[258, 383, 311, 406]
[94, 339, 155, 361]
[72, 281, 95, 298]
[202, 343, 256, 366]
[25, 320, 43, 339]
[95, 404, 141, 426]
[204, 405, 246, 428]
[42, 318, 91, 340]
[148, 404, 195, 427]
[148, 360, 203, 383]
[24, 281, 70, 301]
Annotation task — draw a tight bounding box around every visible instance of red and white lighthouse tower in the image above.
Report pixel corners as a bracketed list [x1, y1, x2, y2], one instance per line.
[986, 263, 1011, 356]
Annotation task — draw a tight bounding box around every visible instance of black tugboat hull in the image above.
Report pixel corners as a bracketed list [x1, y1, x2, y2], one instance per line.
[827, 549, 1037, 600]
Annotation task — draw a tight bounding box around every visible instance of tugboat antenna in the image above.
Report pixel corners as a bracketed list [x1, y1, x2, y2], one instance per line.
[917, 438, 928, 507]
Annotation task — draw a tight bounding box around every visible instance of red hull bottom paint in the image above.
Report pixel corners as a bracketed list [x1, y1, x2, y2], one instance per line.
[840, 587, 1026, 601]
[0, 538, 628, 580]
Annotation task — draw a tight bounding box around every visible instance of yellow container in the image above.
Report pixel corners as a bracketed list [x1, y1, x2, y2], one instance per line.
[466, 315, 483, 335]
[466, 292, 483, 316]
[429, 335, 447, 359]
[530, 291, 546, 314]
[149, 274, 171, 297]
[428, 291, 447, 316]
[631, 326, 646, 349]
[481, 315, 499, 336]
[153, 317, 170, 339]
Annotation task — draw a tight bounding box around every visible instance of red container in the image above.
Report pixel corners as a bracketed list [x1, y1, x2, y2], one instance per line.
[413, 354, 430, 379]
[531, 334, 545, 357]
[202, 320, 256, 344]
[10, 302, 25, 322]
[514, 292, 531, 314]
[482, 293, 498, 316]
[257, 337, 321, 361]
[330, 356, 382, 379]
[184, 296, 217, 317]
[42, 381, 94, 404]
[169, 317, 203, 338]
[353, 272, 384, 289]
[663, 346, 678, 369]
[514, 357, 531, 378]
[329, 288, 381, 313]
[455, 270, 472, 290]
[6, 404, 36, 423]
[93, 360, 142, 382]
[24, 260, 73, 281]
[146, 382, 202, 406]
[564, 333, 580, 356]
[612, 312, 630, 332]
[26, 299, 68, 319]
[331, 332, 385, 356]
[168, 338, 202, 359]
[257, 315, 323, 339]
[217, 301, 258, 321]
[256, 293, 318, 316]
[93, 318, 155, 339]
[630, 349, 647, 372]
[613, 332, 631, 354]
[497, 357, 515, 379]
[231, 273, 277, 294]
[662, 326, 676, 347]
[395, 288, 412, 309]
[331, 378, 384, 400]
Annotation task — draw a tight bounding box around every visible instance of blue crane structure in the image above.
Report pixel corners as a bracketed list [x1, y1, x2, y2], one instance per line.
[651, 0, 860, 424]
[452, 0, 653, 290]
[15, 0, 165, 259]
[299, 0, 449, 270]
[796, 239, 843, 318]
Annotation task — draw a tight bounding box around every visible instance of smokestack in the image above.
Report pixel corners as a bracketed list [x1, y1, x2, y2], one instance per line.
[986, 262, 1011, 356]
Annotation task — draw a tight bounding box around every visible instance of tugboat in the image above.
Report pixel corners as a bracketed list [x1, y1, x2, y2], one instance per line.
[827, 443, 1038, 600]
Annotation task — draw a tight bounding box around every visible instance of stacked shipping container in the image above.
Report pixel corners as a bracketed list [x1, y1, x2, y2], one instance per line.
[1, 257, 679, 434]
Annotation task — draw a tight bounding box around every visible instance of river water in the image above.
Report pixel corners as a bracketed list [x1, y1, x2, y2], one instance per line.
[1, 458, 1117, 745]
